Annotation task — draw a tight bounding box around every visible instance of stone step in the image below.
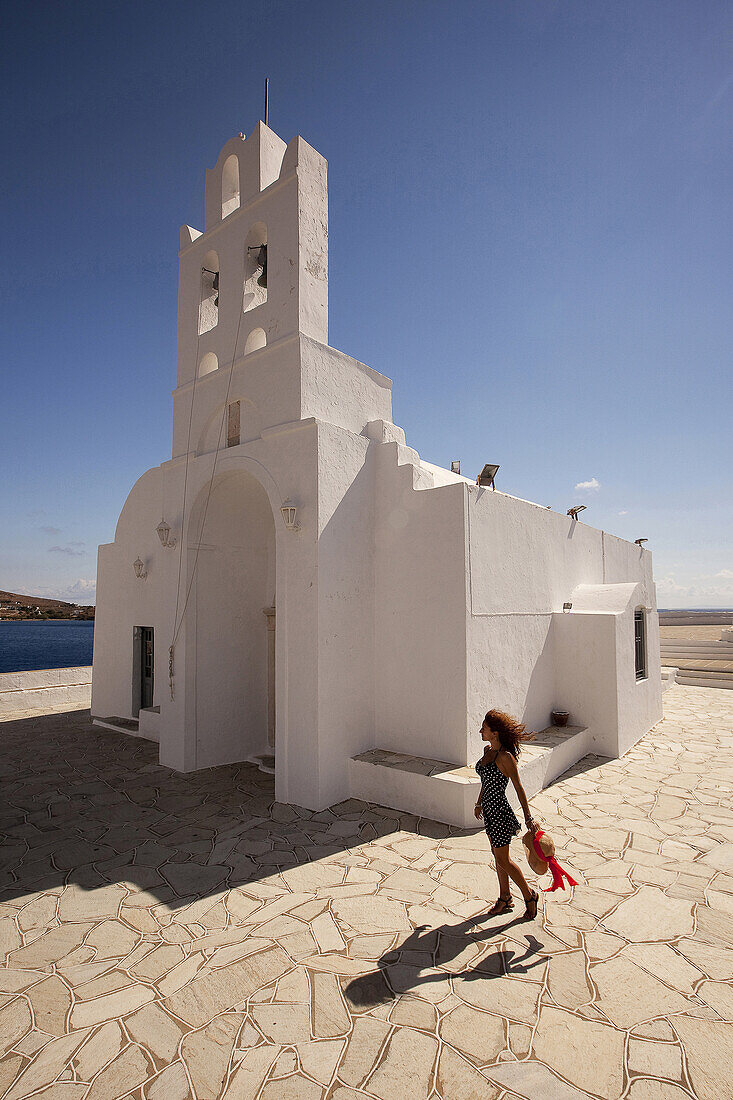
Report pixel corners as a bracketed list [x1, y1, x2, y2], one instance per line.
[247, 752, 275, 775]
[349, 724, 591, 829]
[92, 715, 140, 735]
[675, 670, 733, 690]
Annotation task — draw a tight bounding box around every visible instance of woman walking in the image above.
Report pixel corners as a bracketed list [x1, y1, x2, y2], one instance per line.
[474, 709, 540, 919]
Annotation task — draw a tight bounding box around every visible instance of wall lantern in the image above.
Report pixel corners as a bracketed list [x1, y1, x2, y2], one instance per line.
[280, 500, 300, 531]
[156, 518, 177, 548]
[451, 460, 461, 475]
[635, 538, 648, 546]
[133, 557, 147, 580]
[477, 463, 500, 490]
[563, 602, 573, 612]
[567, 505, 587, 519]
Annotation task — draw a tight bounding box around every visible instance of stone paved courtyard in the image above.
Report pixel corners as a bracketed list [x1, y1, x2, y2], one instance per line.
[1, 686, 732, 1100]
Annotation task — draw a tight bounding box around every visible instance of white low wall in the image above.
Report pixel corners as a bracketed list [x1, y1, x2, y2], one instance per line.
[0, 666, 92, 716]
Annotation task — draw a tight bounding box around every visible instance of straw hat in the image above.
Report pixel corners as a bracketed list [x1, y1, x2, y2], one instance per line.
[522, 828, 555, 875]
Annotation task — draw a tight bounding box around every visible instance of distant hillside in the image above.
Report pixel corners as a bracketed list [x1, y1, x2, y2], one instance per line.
[0, 590, 94, 620]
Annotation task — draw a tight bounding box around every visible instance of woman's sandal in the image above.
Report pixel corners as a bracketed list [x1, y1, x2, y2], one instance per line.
[523, 889, 539, 920]
[488, 895, 514, 916]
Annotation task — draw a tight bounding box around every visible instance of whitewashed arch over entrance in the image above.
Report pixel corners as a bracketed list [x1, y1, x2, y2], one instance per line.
[184, 469, 276, 770]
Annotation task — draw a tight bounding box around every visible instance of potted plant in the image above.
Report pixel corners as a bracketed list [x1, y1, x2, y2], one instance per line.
[551, 709, 570, 727]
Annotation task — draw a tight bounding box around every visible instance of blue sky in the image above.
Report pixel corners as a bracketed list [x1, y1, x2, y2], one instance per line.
[1, 0, 731, 608]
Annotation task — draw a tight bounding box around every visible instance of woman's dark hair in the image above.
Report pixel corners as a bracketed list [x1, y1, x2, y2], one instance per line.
[484, 709, 535, 759]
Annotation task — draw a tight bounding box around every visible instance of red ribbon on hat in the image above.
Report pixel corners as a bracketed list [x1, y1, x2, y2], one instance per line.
[532, 830, 578, 892]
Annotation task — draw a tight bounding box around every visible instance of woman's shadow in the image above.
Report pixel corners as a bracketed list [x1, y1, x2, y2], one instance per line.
[344, 909, 548, 1010]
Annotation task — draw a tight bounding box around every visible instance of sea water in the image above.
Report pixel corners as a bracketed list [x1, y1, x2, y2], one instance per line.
[0, 620, 95, 674]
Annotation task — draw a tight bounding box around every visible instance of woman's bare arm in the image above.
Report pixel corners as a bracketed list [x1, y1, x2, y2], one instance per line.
[498, 753, 537, 829]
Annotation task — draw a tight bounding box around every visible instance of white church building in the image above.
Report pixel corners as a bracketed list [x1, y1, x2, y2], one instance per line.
[92, 123, 662, 827]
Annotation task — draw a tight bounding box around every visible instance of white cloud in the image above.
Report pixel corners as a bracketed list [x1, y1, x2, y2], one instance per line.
[715, 569, 733, 579]
[35, 579, 96, 605]
[574, 477, 601, 493]
[618, 510, 628, 516]
[655, 572, 733, 607]
[49, 545, 85, 558]
[40, 525, 62, 535]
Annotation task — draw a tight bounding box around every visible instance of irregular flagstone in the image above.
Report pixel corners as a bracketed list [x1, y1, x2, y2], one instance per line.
[627, 1036, 683, 1078]
[164, 945, 290, 1027]
[295, 1038, 345, 1087]
[126, 1002, 185, 1063]
[389, 993, 438, 1031]
[85, 919, 138, 960]
[697, 978, 733, 1018]
[250, 1003, 311, 1043]
[453, 973, 541, 1023]
[532, 1004, 625, 1097]
[161, 863, 230, 897]
[366, 1026, 438, 1100]
[85, 1042, 153, 1100]
[24, 1085, 88, 1099]
[7, 924, 93, 968]
[0, 999, 33, 1057]
[621, 942, 704, 994]
[671, 938, 733, 980]
[625, 1081, 692, 1098]
[274, 966, 310, 1002]
[4, 1029, 90, 1100]
[547, 949, 593, 1008]
[146, 1060, 193, 1100]
[0, 918, 22, 961]
[439, 1003, 504, 1064]
[602, 887, 694, 942]
[672, 1015, 733, 1100]
[591, 955, 695, 1028]
[180, 1012, 241, 1099]
[70, 984, 156, 1028]
[27, 975, 72, 1036]
[221, 1044, 282, 1098]
[309, 969, 351, 1037]
[260, 1074, 323, 1100]
[331, 895, 410, 934]
[486, 1058, 594, 1099]
[72, 1020, 124, 1081]
[337, 1015, 391, 1087]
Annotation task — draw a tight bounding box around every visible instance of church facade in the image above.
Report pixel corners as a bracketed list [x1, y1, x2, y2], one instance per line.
[92, 124, 662, 826]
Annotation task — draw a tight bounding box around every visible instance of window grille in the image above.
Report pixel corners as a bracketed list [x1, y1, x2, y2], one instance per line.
[634, 609, 646, 680]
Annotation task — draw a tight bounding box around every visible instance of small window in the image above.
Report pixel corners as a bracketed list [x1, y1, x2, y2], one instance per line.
[244, 328, 266, 355]
[199, 352, 218, 377]
[634, 608, 646, 680]
[227, 401, 240, 448]
[221, 155, 240, 219]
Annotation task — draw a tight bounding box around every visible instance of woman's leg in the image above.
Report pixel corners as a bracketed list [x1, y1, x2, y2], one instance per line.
[493, 850, 511, 898]
[493, 844, 533, 901]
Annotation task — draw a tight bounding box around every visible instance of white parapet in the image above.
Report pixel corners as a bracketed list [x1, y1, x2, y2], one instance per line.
[0, 666, 92, 716]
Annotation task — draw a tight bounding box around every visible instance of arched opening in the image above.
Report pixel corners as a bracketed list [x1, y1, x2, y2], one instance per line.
[221, 155, 240, 219]
[187, 471, 276, 769]
[244, 222, 267, 314]
[198, 352, 218, 377]
[199, 250, 219, 335]
[244, 327, 267, 355]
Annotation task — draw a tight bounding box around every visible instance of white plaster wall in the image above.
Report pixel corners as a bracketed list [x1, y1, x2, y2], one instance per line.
[300, 337, 392, 435]
[0, 667, 92, 715]
[373, 458, 468, 765]
[312, 422, 376, 804]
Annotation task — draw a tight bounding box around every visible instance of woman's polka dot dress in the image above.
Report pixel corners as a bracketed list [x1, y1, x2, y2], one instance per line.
[476, 751, 521, 849]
